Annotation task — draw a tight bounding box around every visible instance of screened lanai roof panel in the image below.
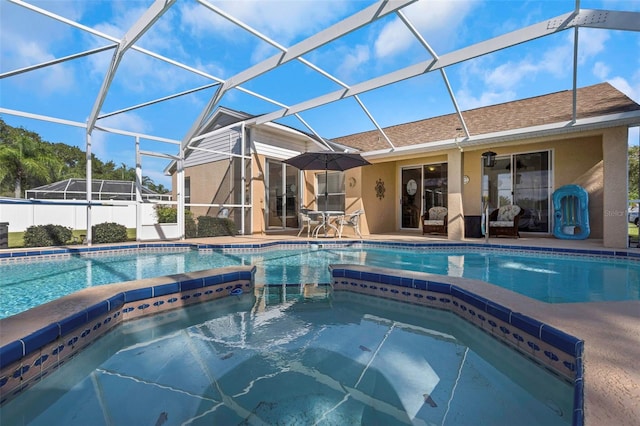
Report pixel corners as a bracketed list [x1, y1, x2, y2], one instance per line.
[1, 0, 639, 193]
[26, 179, 169, 201]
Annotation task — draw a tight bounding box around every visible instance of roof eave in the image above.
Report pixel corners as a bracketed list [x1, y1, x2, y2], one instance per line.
[363, 111, 640, 161]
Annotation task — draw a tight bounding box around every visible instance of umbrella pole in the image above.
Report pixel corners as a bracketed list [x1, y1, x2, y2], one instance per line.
[324, 168, 328, 212]
[323, 167, 329, 237]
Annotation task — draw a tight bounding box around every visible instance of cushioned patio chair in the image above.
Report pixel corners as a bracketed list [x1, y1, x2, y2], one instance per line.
[335, 209, 364, 238]
[488, 205, 524, 238]
[422, 207, 448, 235]
[297, 209, 321, 237]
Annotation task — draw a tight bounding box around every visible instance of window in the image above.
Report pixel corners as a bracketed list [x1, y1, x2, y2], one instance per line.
[316, 171, 345, 211]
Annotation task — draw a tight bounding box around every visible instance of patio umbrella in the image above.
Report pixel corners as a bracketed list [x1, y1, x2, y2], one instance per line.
[283, 151, 371, 211]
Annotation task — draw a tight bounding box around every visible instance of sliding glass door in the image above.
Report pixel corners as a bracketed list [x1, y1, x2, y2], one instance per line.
[266, 160, 299, 230]
[513, 152, 550, 232]
[482, 151, 551, 233]
[401, 167, 422, 229]
[401, 164, 448, 229]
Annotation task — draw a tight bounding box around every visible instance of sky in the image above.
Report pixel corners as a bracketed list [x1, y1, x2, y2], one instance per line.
[1, 0, 639, 188]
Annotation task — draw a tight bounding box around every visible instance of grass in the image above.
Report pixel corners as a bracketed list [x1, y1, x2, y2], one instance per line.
[7, 229, 137, 249]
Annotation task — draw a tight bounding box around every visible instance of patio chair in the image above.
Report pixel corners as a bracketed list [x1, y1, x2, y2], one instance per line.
[422, 207, 448, 235]
[335, 209, 364, 238]
[297, 209, 321, 237]
[488, 205, 524, 238]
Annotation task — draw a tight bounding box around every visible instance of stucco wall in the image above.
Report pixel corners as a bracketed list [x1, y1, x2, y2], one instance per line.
[173, 124, 628, 243]
[181, 159, 236, 219]
[252, 153, 267, 235]
[460, 134, 605, 238]
[602, 127, 629, 247]
[361, 162, 397, 234]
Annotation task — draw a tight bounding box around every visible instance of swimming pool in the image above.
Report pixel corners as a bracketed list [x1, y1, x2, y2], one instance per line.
[1, 243, 639, 318]
[0, 288, 573, 425]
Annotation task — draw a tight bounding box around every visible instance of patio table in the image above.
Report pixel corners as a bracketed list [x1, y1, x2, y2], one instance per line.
[309, 210, 344, 238]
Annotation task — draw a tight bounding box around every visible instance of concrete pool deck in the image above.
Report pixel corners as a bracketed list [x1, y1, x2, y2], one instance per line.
[1, 233, 639, 425]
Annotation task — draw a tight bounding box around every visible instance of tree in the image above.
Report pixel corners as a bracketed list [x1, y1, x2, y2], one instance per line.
[0, 126, 62, 198]
[50, 142, 87, 179]
[0, 117, 170, 196]
[629, 145, 639, 200]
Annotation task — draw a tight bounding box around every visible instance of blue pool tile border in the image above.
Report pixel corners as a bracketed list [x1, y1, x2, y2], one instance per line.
[2, 240, 638, 264]
[0, 267, 255, 373]
[329, 265, 585, 426]
[331, 266, 585, 358]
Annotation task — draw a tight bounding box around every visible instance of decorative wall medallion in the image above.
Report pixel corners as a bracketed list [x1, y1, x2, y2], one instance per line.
[348, 177, 357, 188]
[375, 179, 385, 200]
[406, 179, 417, 195]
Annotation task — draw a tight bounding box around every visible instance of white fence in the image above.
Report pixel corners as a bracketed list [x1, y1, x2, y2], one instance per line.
[0, 201, 178, 241]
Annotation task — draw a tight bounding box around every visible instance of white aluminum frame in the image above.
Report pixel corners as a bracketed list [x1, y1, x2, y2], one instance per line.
[1, 1, 639, 242]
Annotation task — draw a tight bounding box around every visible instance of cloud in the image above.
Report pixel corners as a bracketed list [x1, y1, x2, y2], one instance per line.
[179, 0, 351, 46]
[454, 27, 614, 110]
[0, 1, 81, 94]
[373, 0, 478, 59]
[82, 5, 208, 100]
[589, 37, 640, 103]
[335, 45, 371, 81]
[608, 77, 640, 103]
[577, 28, 609, 63]
[455, 88, 517, 111]
[592, 61, 610, 80]
[91, 112, 151, 160]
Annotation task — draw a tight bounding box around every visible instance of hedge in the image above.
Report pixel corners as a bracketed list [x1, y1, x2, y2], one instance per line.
[92, 222, 128, 244]
[23, 224, 73, 247]
[197, 216, 236, 237]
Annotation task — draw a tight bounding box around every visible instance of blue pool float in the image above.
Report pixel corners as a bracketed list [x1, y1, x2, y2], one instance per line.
[230, 288, 243, 296]
[552, 184, 590, 240]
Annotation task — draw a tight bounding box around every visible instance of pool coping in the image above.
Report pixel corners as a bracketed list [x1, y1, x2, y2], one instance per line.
[1, 240, 639, 425]
[0, 266, 255, 405]
[1, 240, 640, 262]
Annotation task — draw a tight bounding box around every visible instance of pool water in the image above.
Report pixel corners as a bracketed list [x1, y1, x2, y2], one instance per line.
[0, 288, 572, 425]
[1, 246, 639, 318]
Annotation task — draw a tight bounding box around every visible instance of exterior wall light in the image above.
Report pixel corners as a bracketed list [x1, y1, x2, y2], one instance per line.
[482, 151, 497, 168]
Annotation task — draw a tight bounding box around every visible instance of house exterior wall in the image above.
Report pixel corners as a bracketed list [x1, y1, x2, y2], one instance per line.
[361, 162, 396, 234]
[184, 126, 242, 168]
[252, 125, 318, 153]
[173, 159, 236, 219]
[602, 127, 629, 248]
[173, 117, 629, 246]
[251, 153, 267, 235]
[461, 134, 605, 239]
[447, 149, 464, 240]
[354, 130, 620, 240]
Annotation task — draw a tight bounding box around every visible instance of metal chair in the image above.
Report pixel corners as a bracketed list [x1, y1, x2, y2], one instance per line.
[297, 209, 321, 237]
[336, 209, 364, 238]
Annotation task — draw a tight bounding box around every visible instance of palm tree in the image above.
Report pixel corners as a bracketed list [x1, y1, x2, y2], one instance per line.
[0, 128, 60, 198]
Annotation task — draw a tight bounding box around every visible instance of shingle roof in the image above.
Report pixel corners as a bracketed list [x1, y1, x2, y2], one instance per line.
[331, 83, 640, 152]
